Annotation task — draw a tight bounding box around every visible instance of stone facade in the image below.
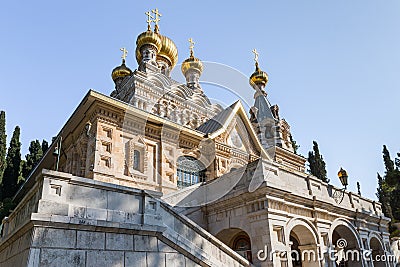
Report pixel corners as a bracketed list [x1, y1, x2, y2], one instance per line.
[0, 14, 395, 267]
[164, 159, 392, 266]
[0, 170, 249, 267]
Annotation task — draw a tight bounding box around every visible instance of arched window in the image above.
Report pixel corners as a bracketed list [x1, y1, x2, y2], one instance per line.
[233, 235, 252, 263]
[133, 150, 141, 171]
[176, 156, 206, 188]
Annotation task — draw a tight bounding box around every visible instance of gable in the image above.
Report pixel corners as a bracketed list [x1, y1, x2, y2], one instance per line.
[224, 117, 258, 156]
[197, 101, 271, 161]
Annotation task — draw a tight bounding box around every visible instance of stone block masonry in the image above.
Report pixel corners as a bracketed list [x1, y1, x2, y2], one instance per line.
[0, 169, 249, 267]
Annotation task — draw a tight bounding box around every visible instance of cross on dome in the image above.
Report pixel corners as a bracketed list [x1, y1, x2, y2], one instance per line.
[252, 48, 259, 64]
[145, 11, 154, 30]
[152, 8, 162, 33]
[120, 47, 128, 61]
[189, 38, 195, 57]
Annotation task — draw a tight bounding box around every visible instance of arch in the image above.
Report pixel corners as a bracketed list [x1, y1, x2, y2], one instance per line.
[329, 218, 363, 267]
[148, 72, 172, 88]
[328, 218, 362, 248]
[192, 94, 211, 108]
[369, 234, 386, 267]
[171, 85, 193, 100]
[286, 218, 320, 245]
[286, 218, 320, 267]
[215, 228, 252, 263]
[176, 156, 206, 188]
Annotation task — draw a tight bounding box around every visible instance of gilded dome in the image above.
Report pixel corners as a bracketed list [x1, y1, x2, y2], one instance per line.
[181, 52, 203, 76]
[249, 62, 269, 87]
[112, 60, 132, 81]
[158, 35, 178, 68]
[135, 30, 162, 63]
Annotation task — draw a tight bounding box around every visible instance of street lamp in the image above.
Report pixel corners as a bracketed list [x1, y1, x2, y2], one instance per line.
[333, 167, 349, 204]
[337, 167, 348, 189]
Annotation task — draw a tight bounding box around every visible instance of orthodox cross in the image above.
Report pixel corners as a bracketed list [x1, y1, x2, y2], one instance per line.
[189, 38, 195, 56]
[152, 8, 162, 32]
[252, 48, 259, 64]
[145, 11, 154, 30]
[120, 48, 128, 61]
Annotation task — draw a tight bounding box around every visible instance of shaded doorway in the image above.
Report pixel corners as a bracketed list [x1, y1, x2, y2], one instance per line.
[215, 228, 252, 263]
[370, 237, 386, 267]
[289, 225, 319, 267]
[331, 225, 362, 267]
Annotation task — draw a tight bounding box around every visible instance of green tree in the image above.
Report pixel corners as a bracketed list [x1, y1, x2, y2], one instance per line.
[2, 126, 21, 200]
[22, 140, 43, 179]
[376, 145, 400, 236]
[308, 141, 328, 182]
[376, 173, 393, 220]
[0, 111, 6, 188]
[0, 198, 16, 221]
[41, 139, 49, 154]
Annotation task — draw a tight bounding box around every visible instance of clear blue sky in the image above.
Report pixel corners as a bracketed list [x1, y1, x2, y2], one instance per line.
[0, 1, 399, 200]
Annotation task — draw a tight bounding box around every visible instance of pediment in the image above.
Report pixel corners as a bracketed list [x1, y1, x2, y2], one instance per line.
[197, 101, 271, 161]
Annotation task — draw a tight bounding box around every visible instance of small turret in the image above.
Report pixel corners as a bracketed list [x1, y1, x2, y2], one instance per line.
[111, 48, 132, 90]
[181, 38, 203, 89]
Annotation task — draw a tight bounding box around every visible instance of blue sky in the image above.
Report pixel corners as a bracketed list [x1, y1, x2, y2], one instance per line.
[0, 1, 399, 199]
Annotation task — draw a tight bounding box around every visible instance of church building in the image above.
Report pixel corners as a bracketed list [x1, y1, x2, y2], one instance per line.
[0, 9, 394, 267]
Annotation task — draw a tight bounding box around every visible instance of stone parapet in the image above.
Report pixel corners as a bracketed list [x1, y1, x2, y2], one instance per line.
[0, 169, 249, 267]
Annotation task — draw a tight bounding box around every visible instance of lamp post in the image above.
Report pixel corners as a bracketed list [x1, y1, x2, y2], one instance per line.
[333, 167, 348, 204]
[52, 136, 63, 171]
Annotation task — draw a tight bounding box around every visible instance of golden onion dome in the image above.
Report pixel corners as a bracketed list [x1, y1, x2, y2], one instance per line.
[181, 51, 203, 76]
[249, 62, 269, 87]
[111, 59, 132, 81]
[135, 30, 162, 63]
[158, 34, 178, 68]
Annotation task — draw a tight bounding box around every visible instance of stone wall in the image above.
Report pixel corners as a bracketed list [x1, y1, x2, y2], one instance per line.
[162, 159, 394, 266]
[26, 227, 200, 267]
[0, 169, 249, 267]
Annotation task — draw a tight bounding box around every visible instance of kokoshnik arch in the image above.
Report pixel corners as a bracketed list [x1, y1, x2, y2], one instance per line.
[0, 9, 394, 267]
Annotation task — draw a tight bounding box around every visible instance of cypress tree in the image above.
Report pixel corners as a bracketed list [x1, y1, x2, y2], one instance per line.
[382, 145, 399, 187]
[376, 173, 393, 220]
[0, 111, 6, 186]
[308, 141, 328, 183]
[377, 145, 400, 237]
[383, 145, 394, 172]
[41, 139, 49, 154]
[2, 126, 22, 200]
[22, 140, 43, 178]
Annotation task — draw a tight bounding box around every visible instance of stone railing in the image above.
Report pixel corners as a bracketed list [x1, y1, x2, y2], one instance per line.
[0, 169, 250, 267]
[163, 159, 384, 219]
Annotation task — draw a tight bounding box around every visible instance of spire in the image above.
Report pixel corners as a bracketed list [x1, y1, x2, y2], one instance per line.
[181, 38, 203, 89]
